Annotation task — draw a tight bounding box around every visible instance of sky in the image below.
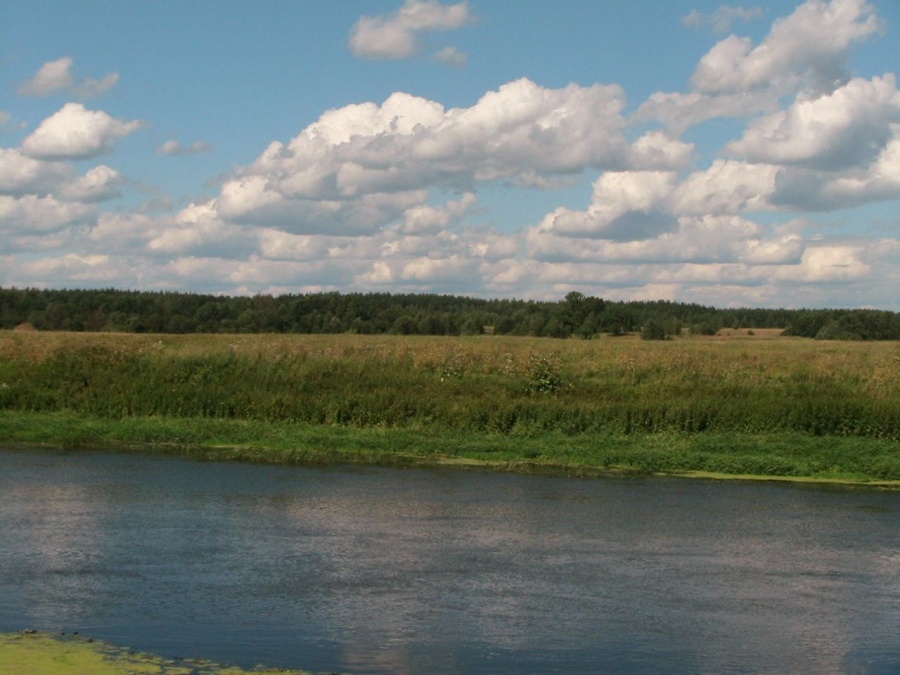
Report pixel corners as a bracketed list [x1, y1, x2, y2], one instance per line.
[2, 0, 900, 309]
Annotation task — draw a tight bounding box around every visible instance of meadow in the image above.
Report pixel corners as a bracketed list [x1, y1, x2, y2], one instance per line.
[1, 330, 899, 484]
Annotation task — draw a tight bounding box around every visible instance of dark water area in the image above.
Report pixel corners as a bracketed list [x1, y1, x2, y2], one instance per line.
[1, 448, 898, 674]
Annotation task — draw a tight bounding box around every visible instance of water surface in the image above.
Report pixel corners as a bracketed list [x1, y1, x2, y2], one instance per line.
[1, 448, 898, 673]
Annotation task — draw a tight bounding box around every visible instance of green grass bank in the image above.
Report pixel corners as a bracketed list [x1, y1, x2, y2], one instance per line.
[1, 331, 899, 484]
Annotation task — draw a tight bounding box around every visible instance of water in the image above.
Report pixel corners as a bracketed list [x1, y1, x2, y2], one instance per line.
[1, 448, 898, 674]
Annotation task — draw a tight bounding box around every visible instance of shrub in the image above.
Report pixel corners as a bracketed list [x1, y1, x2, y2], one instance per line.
[525, 353, 568, 394]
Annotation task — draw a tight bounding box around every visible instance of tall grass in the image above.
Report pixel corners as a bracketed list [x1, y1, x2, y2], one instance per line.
[2, 331, 899, 441]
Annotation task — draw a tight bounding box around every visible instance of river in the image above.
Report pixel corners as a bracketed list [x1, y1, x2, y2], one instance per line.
[1, 448, 898, 673]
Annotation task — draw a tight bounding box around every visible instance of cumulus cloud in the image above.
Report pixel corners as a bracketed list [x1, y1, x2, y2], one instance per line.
[531, 160, 779, 250]
[257, 229, 342, 262]
[57, 165, 125, 203]
[0, 194, 97, 233]
[769, 125, 900, 210]
[822, 128, 900, 202]
[0, 148, 74, 196]
[18, 57, 76, 96]
[146, 202, 248, 256]
[727, 75, 900, 169]
[399, 192, 476, 234]
[85, 204, 251, 260]
[18, 57, 119, 98]
[772, 244, 871, 282]
[528, 214, 769, 266]
[213, 79, 628, 234]
[4, 0, 899, 309]
[740, 234, 805, 264]
[640, 0, 884, 134]
[21, 103, 142, 160]
[692, 0, 881, 95]
[217, 175, 429, 234]
[88, 211, 162, 251]
[672, 160, 779, 216]
[349, 0, 472, 60]
[157, 139, 214, 156]
[536, 171, 678, 240]
[627, 131, 694, 170]
[14, 253, 125, 285]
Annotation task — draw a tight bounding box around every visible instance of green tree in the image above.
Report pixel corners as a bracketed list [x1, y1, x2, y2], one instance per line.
[641, 317, 669, 341]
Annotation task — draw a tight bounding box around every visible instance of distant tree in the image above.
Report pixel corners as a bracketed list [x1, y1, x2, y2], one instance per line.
[641, 317, 669, 341]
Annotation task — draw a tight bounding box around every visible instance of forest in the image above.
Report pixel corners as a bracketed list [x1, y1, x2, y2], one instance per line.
[2, 286, 899, 340]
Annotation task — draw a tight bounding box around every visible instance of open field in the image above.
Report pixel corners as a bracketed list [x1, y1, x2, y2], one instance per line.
[1, 330, 899, 483]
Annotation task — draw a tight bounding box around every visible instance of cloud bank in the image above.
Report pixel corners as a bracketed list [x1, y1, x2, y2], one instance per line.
[2, 0, 899, 310]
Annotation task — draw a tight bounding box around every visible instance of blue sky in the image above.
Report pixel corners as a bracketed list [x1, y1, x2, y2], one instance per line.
[2, 0, 900, 309]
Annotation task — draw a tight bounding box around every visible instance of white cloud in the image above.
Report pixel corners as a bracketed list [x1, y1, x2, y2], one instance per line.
[672, 160, 779, 216]
[462, 228, 520, 260]
[349, 0, 473, 60]
[822, 127, 900, 203]
[217, 172, 429, 234]
[21, 103, 143, 160]
[400, 192, 476, 234]
[18, 56, 119, 98]
[146, 202, 245, 256]
[434, 46, 468, 67]
[683, 6, 765, 33]
[740, 234, 805, 264]
[4, 1, 898, 309]
[217, 79, 628, 234]
[157, 139, 214, 156]
[58, 165, 124, 203]
[0, 194, 96, 233]
[18, 57, 75, 96]
[772, 140, 900, 212]
[643, 0, 884, 134]
[15, 253, 125, 285]
[635, 88, 782, 134]
[88, 204, 252, 258]
[528, 214, 766, 265]
[203, 78, 635, 246]
[227, 256, 353, 288]
[536, 171, 678, 240]
[89, 211, 162, 251]
[0, 148, 74, 196]
[692, 0, 881, 95]
[627, 131, 694, 170]
[727, 75, 900, 169]
[257, 229, 338, 261]
[357, 259, 395, 286]
[772, 244, 871, 282]
[400, 255, 477, 283]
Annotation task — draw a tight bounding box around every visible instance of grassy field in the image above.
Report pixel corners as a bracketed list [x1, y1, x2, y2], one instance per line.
[1, 330, 899, 484]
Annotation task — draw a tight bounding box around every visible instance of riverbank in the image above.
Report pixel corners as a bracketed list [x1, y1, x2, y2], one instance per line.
[1, 331, 898, 485]
[2, 411, 899, 487]
[0, 631, 311, 675]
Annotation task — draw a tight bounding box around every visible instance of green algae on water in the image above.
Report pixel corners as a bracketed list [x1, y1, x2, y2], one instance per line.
[0, 631, 312, 675]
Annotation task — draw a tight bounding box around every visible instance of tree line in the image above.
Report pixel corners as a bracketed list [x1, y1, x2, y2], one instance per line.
[1, 287, 898, 340]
